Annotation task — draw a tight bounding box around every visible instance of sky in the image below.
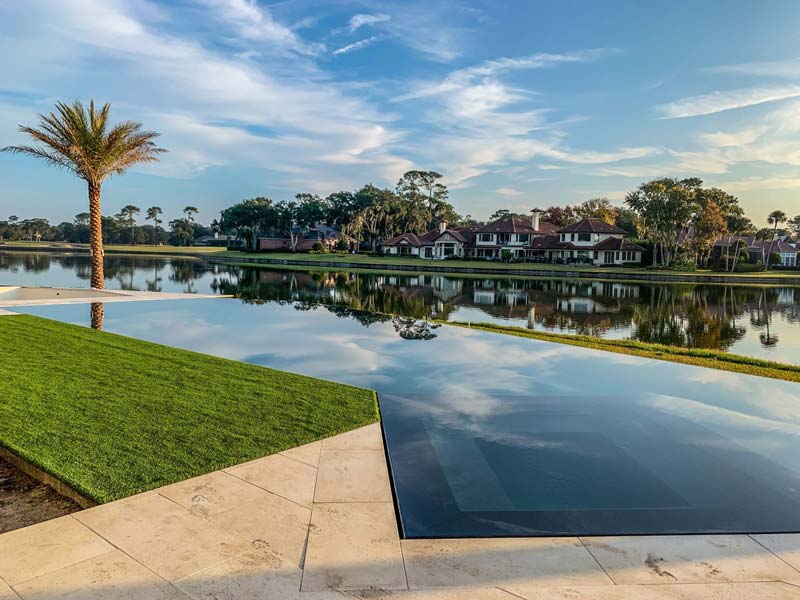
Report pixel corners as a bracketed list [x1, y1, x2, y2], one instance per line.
[1, 0, 800, 226]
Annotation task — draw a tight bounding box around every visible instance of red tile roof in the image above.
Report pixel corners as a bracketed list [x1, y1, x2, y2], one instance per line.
[475, 217, 558, 234]
[559, 218, 626, 234]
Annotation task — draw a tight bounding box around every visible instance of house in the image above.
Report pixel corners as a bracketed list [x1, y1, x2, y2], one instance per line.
[529, 219, 645, 266]
[383, 212, 644, 266]
[257, 224, 353, 252]
[713, 236, 798, 267]
[381, 222, 477, 259]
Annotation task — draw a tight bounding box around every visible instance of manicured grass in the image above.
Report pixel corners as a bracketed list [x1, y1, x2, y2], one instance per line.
[0, 315, 378, 503]
[217, 251, 800, 279]
[445, 320, 800, 383]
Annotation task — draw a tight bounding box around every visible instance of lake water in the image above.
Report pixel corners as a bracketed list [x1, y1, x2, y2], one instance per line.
[11, 298, 800, 537]
[1, 250, 799, 363]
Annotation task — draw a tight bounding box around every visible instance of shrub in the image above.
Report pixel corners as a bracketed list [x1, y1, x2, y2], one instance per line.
[734, 263, 765, 273]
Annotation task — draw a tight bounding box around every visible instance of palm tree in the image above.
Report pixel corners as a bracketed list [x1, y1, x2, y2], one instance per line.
[765, 210, 787, 270]
[119, 204, 140, 245]
[1, 101, 165, 288]
[146, 206, 163, 245]
[183, 206, 199, 245]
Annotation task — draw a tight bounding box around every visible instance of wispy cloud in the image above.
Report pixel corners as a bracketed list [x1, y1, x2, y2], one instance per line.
[708, 57, 800, 79]
[495, 187, 523, 196]
[348, 13, 390, 32]
[656, 86, 800, 119]
[333, 36, 379, 56]
[198, 0, 322, 55]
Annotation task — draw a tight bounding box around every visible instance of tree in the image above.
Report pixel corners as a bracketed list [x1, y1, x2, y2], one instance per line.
[146, 206, 163, 245]
[118, 205, 140, 245]
[691, 199, 727, 267]
[1, 101, 165, 288]
[765, 210, 787, 271]
[575, 197, 618, 224]
[625, 178, 700, 267]
[183, 206, 199, 244]
[396, 170, 457, 232]
[789, 215, 800, 238]
[219, 197, 277, 249]
[541, 205, 578, 227]
[614, 208, 642, 238]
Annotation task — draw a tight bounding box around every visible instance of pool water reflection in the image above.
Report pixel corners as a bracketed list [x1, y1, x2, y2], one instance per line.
[2, 250, 799, 362]
[12, 299, 800, 537]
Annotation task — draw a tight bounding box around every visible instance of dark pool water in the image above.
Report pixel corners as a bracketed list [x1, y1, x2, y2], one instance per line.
[1, 251, 799, 363]
[11, 299, 800, 537]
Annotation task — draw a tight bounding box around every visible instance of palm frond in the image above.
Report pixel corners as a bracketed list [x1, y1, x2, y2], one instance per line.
[2, 100, 166, 184]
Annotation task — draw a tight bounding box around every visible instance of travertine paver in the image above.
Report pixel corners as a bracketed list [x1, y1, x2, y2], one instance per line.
[347, 589, 520, 599]
[210, 493, 311, 567]
[321, 423, 383, 449]
[302, 502, 406, 592]
[74, 493, 250, 582]
[175, 549, 301, 600]
[582, 535, 800, 584]
[4, 424, 800, 599]
[13, 550, 187, 600]
[0, 515, 112, 585]
[402, 538, 611, 593]
[511, 582, 800, 599]
[225, 452, 318, 508]
[315, 449, 392, 502]
[752, 534, 800, 572]
[0, 578, 18, 600]
[280, 440, 323, 468]
[159, 470, 270, 517]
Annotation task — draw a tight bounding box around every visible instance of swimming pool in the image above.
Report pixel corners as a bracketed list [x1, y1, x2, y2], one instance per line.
[11, 298, 800, 537]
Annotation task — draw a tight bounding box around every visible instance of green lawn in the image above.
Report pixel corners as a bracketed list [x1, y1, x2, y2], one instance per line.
[3, 241, 798, 280]
[0, 315, 378, 503]
[217, 251, 800, 280]
[445, 321, 800, 383]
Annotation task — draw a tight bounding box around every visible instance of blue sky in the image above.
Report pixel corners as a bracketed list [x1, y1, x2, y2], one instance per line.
[1, 0, 800, 226]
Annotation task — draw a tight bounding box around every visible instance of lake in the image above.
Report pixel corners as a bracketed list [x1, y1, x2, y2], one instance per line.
[11, 298, 800, 537]
[1, 250, 799, 363]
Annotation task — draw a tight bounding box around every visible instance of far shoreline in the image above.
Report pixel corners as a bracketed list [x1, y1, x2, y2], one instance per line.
[2, 242, 800, 285]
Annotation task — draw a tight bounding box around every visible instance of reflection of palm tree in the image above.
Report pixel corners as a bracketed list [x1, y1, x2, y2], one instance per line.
[90, 302, 104, 330]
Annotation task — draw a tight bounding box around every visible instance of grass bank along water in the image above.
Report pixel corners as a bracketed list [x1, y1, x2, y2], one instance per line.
[444, 321, 800, 383]
[3, 242, 799, 284]
[0, 314, 378, 503]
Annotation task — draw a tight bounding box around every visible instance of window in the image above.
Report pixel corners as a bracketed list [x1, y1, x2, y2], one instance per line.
[560, 234, 565, 242]
[517, 234, 529, 243]
[577, 233, 591, 242]
[479, 233, 493, 242]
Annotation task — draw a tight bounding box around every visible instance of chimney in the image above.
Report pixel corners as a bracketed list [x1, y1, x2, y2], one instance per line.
[531, 209, 542, 231]
[438, 221, 447, 234]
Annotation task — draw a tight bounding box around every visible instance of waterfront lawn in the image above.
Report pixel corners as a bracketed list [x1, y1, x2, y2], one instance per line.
[218, 251, 800, 279]
[0, 315, 378, 503]
[448, 321, 800, 383]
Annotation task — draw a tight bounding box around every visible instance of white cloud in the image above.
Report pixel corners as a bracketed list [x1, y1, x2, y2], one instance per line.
[656, 86, 800, 119]
[197, 0, 321, 55]
[348, 13, 391, 32]
[0, 0, 411, 188]
[699, 126, 768, 147]
[333, 36, 379, 56]
[718, 176, 800, 192]
[495, 187, 523, 196]
[709, 57, 800, 79]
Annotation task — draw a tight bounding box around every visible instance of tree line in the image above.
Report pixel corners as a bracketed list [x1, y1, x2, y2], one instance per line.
[0, 205, 209, 246]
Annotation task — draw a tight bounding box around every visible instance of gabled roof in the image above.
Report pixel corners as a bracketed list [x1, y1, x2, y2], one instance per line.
[714, 236, 799, 254]
[558, 218, 626, 234]
[383, 226, 477, 247]
[475, 217, 558, 235]
[530, 235, 644, 252]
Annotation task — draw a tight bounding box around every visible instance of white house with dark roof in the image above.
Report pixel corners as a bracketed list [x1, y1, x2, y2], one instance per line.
[382, 213, 644, 265]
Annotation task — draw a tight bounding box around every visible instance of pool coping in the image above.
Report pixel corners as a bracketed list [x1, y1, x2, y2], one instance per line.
[2, 423, 800, 599]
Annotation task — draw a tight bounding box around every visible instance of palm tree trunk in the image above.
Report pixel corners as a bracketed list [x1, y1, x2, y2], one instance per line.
[88, 182, 105, 289]
[90, 302, 104, 330]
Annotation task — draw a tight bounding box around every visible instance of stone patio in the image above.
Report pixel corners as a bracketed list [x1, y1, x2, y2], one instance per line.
[1, 423, 799, 598]
[0, 286, 226, 309]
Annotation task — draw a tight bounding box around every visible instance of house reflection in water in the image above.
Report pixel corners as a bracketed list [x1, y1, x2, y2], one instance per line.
[219, 267, 799, 356]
